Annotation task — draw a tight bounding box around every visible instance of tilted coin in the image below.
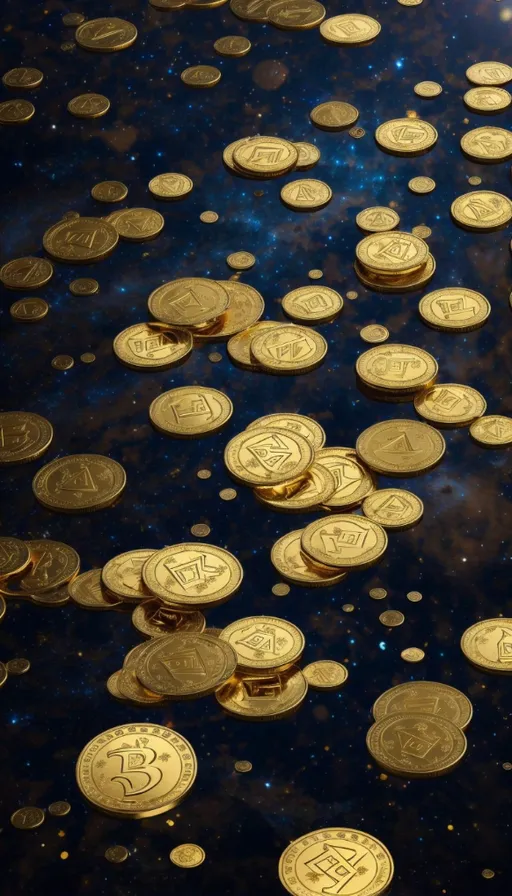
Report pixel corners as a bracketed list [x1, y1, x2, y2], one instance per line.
[419, 287, 490, 332]
[149, 173, 193, 200]
[10, 807, 45, 830]
[282, 285, 342, 323]
[0, 256, 53, 289]
[226, 251, 256, 270]
[451, 190, 512, 230]
[75, 18, 138, 52]
[43, 217, 118, 263]
[229, 0, 274, 21]
[32, 454, 126, 512]
[216, 665, 307, 719]
[105, 846, 129, 864]
[10, 297, 49, 321]
[397, 0, 423, 4]
[369, 587, 387, 600]
[69, 278, 99, 296]
[412, 224, 432, 238]
[0, 99, 35, 124]
[132, 600, 205, 638]
[181, 65, 221, 88]
[401, 647, 425, 663]
[214, 36, 251, 56]
[148, 278, 229, 326]
[408, 176, 436, 194]
[69, 569, 122, 609]
[356, 207, 400, 232]
[463, 86, 511, 113]
[0, 538, 31, 579]
[67, 94, 110, 118]
[246, 413, 326, 449]
[116, 666, 165, 704]
[301, 515, 388, 569]
[48, 801, 71, 816]
[137, 632, 238, 696]
[356, 231, 429, 275]
[414, 81, 442, 98]
[114, 323, 193, 369]
[2, 67, 43, 89]
[191, 281, 263, 340]
[62, 12, 86, 24]
[199, 210, 219, 223]
[407, 590, 423, 602]
[366, 712, 467, 776]
[360, 325, 389, 344]
[106, 671, 124, 699]
[373, 681, 473, 729]
[268, 0, 326, 30]
[466, 62, 512, 86]
[375, 119, 438, 155]
[363, 488, 423, 529]
[320, 14, 381, 44]
[51, 354, 74, 370]
[220, 616, 305, 671]
[250, 325, 327, 374]
[106, 208, 164, 241]
[29, 585, 70, 606]
[303, 660, 348, 690]
[224, 427, 314, 486]
[414, 384, 486, 426]
[76, 723, 197, 817]
[470, 415, 512, 446]
[461, 618, 512, 672]
[20, 540, 80, 594]
[189, 0, 230, 9]
[0, 595, 6, 621]
[102, 550, 155, 601]
[271, 530, 346, 587]
[142, 543, 243, 608]
[310, 101, 359, 130]
[256, 463, 335, 511]
[149, 386, 233, 437]
[281, 179, 332, 211]
[170, 844, 206, 868]
[354, 254, 436, 293]
[223, 137, 254, 175]
[315, 447, 376, 509]
[227, 321, 282, 369]
[294, 142, 321, 171]
[356, 344, 438, 393]
[461, 126, 512, 162]
[233, 136, 298, 176]
[91, 181, 127, 202]
[356, 418, 446, 475]
[379, 610, 405, 627]
[279, 827, 394, 896]
[0, 412, 53, 465]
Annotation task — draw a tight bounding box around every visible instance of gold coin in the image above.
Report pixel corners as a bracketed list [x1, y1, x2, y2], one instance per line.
[246, 413, 326, 449]
[308, 269, 323, 279]
[320, 14, 381, 44]
[10, 807, 45, 830]
[467, 176, 482, 186]
[69, 278, 99, 295]
[10, 297, 49, 321]
[2, 67, 43, 89]
[114, 322, 193, 369]
[408, 176, 436, 194]
[373, 681, 472, 728]
[20, 540, 80, 593]
[464, 86, 511, 113]
[461, 126, 512, 162]
[82, 352, 96, 365]
[470, 414, 512, 446]
[367, 713, 467, 776]
[214, 36, 251, 56]
[268, 0, 326, 30]
[349, 126, 366, 138]
[48, 800, 71, 816]
[181, 65, 221, 87]
[191, 281, 264, 340]
[255, 463, 335, 511]
[220, 615, 305, 671]
[224, 427, 314, 486]
[379, 609, 405, 627]
[142, 543, 243, 608]
[0, 411, 53, 465]
[461, 618, 512, 673]
[356, 343, 438, 393]
[222, 137, 254, 175]
[227, 321, 282, 369]
[91, 181, 127, 202]
[281, 179, 332, 211]
[67, 94, 110, 118]
[170, 844, 205, 868]
[216, 665, 307, 719]
[229, 0, 274, 21]
[200, 210, 219, 223]
[271, 530, 346, 587]
[226, 251, 256, 270]
[356, 418, 446, 475]
[0, 99, 35, 124]
[401, 647, 425, 663]
[418, 287, 490, 332]
[132, 600, 205, 638]
[0, 256, 53, 289]
[397, 0, 422, 4]
[234, 759, 252, 772]
[356, 207, 400, 232]
[466, 61, 512, 86]
[69, 569, 122, 609]
[117, 665, 165, 704]
[279, 827, 394, 896]
[369, 587, 387, 599]
[451, 190, 512, 230]
[0, 537, 31, 579]
[51, 354, 74, 370]
[101, 550, 155, 601]
[75, 18, 138, 52]
[412, 224, 432, 238]
[303, 660, 348, 690]
[414, 383, 486, 426]
[62, 12, 86, 24]
[301, 515, 387, 569]
[310, 100, 359, 130]
[294, 142, 321, 171]
[272, 583, 290, 596]
[414, 81, 442, 98]
[360, 324, 389, 343]
[32, 454, 126, 511]
[315, 447, 376, 509]
[148, 277, 229, 326]
[282, 285, 342, 323]
[356, 231, 429, 275]
[149, 0, 187, 6]
[137, 632, 238, 696]
[375, 118, 438, 155]
[106, 208, 164, 241]
[354, 254, 436, 293]
[43, 217, 118, 263]
[148, 173, 193, 200]
[250, 324, 327, 374]
[105, 846, 129, 864]
[29, 585, 70, 606]
[149, 386, 233, 437]
[76, 723, 197, 817]
[233, 136, 298, 176]
[407, 590, 423, 602]
[363, 488, 424, 529]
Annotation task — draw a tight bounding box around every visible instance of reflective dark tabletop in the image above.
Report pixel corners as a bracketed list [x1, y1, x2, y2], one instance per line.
[1, 0, 511, 893]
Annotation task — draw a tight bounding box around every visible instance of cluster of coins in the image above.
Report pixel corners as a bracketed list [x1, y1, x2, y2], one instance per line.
[0, 536, 79, 606]
[354, 230, 435, 293]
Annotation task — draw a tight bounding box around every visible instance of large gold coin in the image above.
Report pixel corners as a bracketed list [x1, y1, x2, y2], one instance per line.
[220, 616, 304, 671]
[301, 515, 387, 569]
[356, 231, 429, 275]
[227, 321, 282, 369]
[191, 281, 264, 340]
[375, 118, 438, 155]
[43, 217, 118, 263]
[0, 537, 31, 579]
[136, 632, 238, 696]
[354, 254, 435, 293]
[229, 0, 274, 21]
[315, 447, 376, 509]
[216, 665, 307, 719]
[214, 36, 251, 56]
[0, 256, 53, 289]
[75, 18, 138, 52]
[149, 386, 233, 436]
[294, 142, 321, 170]
[356, 344, 438, 393]
[233, 136, 298, 176]
[469, 415, 512, 446]
[279, 828, 394, 896]
[148, 277, 229, 326]
[466, 61, 512, 86]
[113, 323, 193, 369]
[280, 179, 332, 211]
[2, 67, 43, 89]
[373, 681, 473, 729]
[91, 181, 128, 202]
[418, 287, 490, 332]
[68, 569, 122, 610]
[20, 540, 80, 593]
[246, 413, 325, 449]
[255, 462, 335, 511]
[356, 418, 446, 475]
[33, 454, 126, 511]
[367, 713, 467, 776]
[356, 207, 400, 232]
[414, 383, 486, 426]
[105, 208, 164, 241]
[0, 99, 35, 124]
[461, 618, 512, 673]
[148, 173, 193, 199]
[0, 411, 53, 465]
[303, 661, 348, 690]
[320, 14, 381, 44]
[268, 0, 325, 29]
[132, 600, 205, 638]
[142, 543, 242, 608]
[310, 101, 358, 130]
[461, 126, 512, 162]
[224, 427, 314, 486]
[463, 86, 511, 114]
[271, 530, 346, 587]
[76, 723, 196, 817]
[250, 324, 327, 374]
[67, 94, 110, 118]
[451, 190, 512, 230]
[102, 550, 155, 601]
[362, 488, 423, 529]
[282, 285, 342, 323]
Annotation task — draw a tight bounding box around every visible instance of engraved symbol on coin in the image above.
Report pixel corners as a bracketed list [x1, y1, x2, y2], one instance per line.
[366, 713, 467, 777]
[310, 101, 359, 130]
[0, 99, 35, 124]
[114, 323, 192, 369]
[91, 181, 127, 202]
[0, 537, 31, 578]
[143, 544, 243, 608]
[356, 207, 400, 232]
[43, 217, 118, 263]
[148, 173, 193, 199]
[356, 419, 446, 475]
[106, 208, 164, 241]
[419, 287, 490, 332]
[356, 232, 429, 274]
[2, 67, 44, 89]
[282, 286, 343, 323]
[10, 297, 49, 321]
[463, 86, 511, 113]
[1, 257, 53, 289]
[181, 66, 221, 88]
[214, 36, 251, 56]
[75, 18, 138, 52]
[362, 488, 423, 529]
[280, 179, 332, 211]
[461, 618, 512, 672]
[451, 191, 512, 230]
[148, 278, 229, 326]
[33, 454, 126, 511]
[373, 681, 473, 729]
[170, 844, 206, 868]
[67, 94, 110, 118]
[0, 412, 53, 465]
[320, 14, 381, 43]
[470, 415, 512, 446]
[303, 660, 348, 690]
[466, 62, 512, 86]
[301, 515, 388, 569]
[414, 384, 486, 426]
[225, 427, 314, 486]
[233, 136, 298, 175]
[10, 807, 45, 830]
[356, 344, 438, 391]
[149, 386, 233, 437]
[375, 119, 438, 154]
[461, 126, 512, 162]
[250, 325, 327, 373]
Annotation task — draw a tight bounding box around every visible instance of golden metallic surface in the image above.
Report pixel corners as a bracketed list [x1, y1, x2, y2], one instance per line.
[68, 569, 122, 609]
[149, 173, 193, 199]
[315, 447, 376, 509]
[463, 86, 511, 113]
[234, 760, 252, 772]
[301, 515, 387, 569]
[10, 807, 45, 830]
[233, 136, 298, 176]
[303, 660, 348, 690]
[0, 412, 53, 465]
[229, 0, 274, 22]
[247, 413, 325, 449]
[67, 94, 110, 118]
[308, 269, 323, 279]
[192, 281, 264, 340]
[461, 618, 512, 672]
[149, 386, 233, 436]
[91, 181, 127, 202]
[136, 632, 238, 696]
[75, 18, 138, 52]
[414, 81, 442, 97]
[105, 846, 129, 864]
[32, 454, 126, 512]
[43, 217, 118, 263]
[294, 142, 321, 170]
[214, 36, 251, 56]
[355, 253, 436, 293]
[451, 190, 512, 230]
[226, 251, 256, 270]
[0, 99, 35, 124]
[142, 543, 243, 607]
[148, 277, 229, 326]
[181, 65, 222, 87]
[369, 587, 387, 599]
[219, 615, 305, 671]
[373, 681, 473, 729]
[360, 324, 389, 344]
[466, 61, 512, 86]
[412, 224, 432, 238]
[356, 343, 438, 393]
[401, 647, 426, 663]
[102, 550, 155, 601]
[320, 14, 381, 44]
[20, 540, 80, 594]
[367, 712, 467, 777]
[170, 844, 206, 867]
[250, 324, 327, 374]
[48, 801, 71, 816]
[419, 287, 490, 332]
[356, 207, 400, 232]
[407, 590, 423, 602]
[356, 231, 429, 275]
[51, 355, 74, 370]
[375, 119, 438, 155]
[0, 537, 31, 579]
[414, 383, 487, 426]
[310, 101, 359, 130]
[362, 488, 424, 529]
[461, 126, 512, 162]
[132, 600, 206, 638]
[282, 285, 342, 323]
[0, 256, 53, 289]
[2, 67, 43, 89]
[227, 321, 282, 369]
[268, 0, 326, 30]
[69, 278, 99, 295]
[216, 665, 307, 719]
[10, 297, 49, 321]
[224, 426, 314, 486]
[408, 176, 436, 194]
[255, 463, 335, 511]
[356, 418, 446, 475]
[114, 323, 192, 369]
[469, 414, 512, 446]
[106, 208, 164, 241]
[379, 609, 405, 627]
[200, 210, 219, 222]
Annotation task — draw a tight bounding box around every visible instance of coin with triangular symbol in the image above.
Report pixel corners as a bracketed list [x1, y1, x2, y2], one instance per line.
[280, 179, 332, 210]
[32, 454, 126, 511]
[362, 488, 423, 529]
[367, 712, 467, 777]
[461, 618, 512, 673]
[356, 419, 446, 475]
[451, 190, 512, 230]
[469, 415, 512, 446]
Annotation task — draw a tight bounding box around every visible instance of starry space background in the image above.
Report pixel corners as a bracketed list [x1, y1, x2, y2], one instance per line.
[0, 0, 511, 893]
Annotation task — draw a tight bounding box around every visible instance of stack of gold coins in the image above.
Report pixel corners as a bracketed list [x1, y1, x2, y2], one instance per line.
[355, 343, 439, 401]
[354, 230, 436, 292]
[0, 537, 79, 606]
[227, 322, 328, 373]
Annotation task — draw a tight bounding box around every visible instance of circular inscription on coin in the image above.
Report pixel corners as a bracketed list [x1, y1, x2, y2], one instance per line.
[91, 181, 127, 202]
[75, 18, 138, 52]
[114, 323, 193, 369]
[294, 142, 321, 170]
[414, 81, 442, 97]
[419, 287, 490, 331]
[282, 286, 343, 323]
[76, 723, 197, 817]
[200, 210, 219, 223]
[461, 618, 512, 672]
[149, 173, 193, 200]
[356, 419, 446, 475]
[271, 530, 346, 587]
[142, 543, 243, 608]
[192, 281, 264, 340]
[320, 14, 381, 44]
[301, 515, 387, 569]
[51, 355, 74, 371]
[220, 616, 305, 671]
[412, 224, 432, 238]
[137, 632, 238, 696]
[10, 297, 49, 321]
[43, 217, 118, 263]
[310, 101, 359, 130]
[20, 540, 80, 593]
[170, 844, 206, 868]
[0, 99, 35, 124]
[247, 413, 326, 449]
[149, 386, 233, 437]
[470, 415, 512, 446]
[67, 94, 110, 118]
[0, 412, 53, 465]
[226, 251, 256, 270]
[466, 62, 512, 86]
[451, 190, 512, 230]
[33, 454, 126, 511]
[315, 447, 376, 509]
[367, 713, 467, 777]
[356, 344, 438, 392]
[250, 325, 327, 374]
[0, 537, 31, 578]
[373, 681, 473, 729]
[461, 126, 512, 162]
[356, 207, 400, 232]
[69, 278, 99, 296]
[414, 383, 487, 426]
[303, 660, 348, 690]
[2, 67, 44, 89]
[10, 807, 45, 830]
[281, 179, 332, 211]
[379, 610, 405, 627]
[360, 325, 389, 344]
[227, 321, 282, 369]
[69, 569, 122, 609]
[464, 86, 511, 113]
[363, 488, 424, 529]
[48, 800, 71, 816]
[355, 253, 436, 293]
[148, 277, 229, 326]
[1, 257, 53, 289]
[102, 550, 155, 601]
[216, 665, 307, 719]
[268, 0, 326, 29]
[233, 136, 298, 176]
[106, 208, 164, 241]
[132, 600, 205, 638]
[375, 119, 438, 154]
[224, 427, 314, 486]
[181, 66, 221, 88]
[214, 36, 251, 57]
[356, 232, 429, 274]
[401, 647, 425, 663]
[408, 176, 436, 194]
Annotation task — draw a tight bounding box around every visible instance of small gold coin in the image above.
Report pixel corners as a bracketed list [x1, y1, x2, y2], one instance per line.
[356, 207, 400, 232]
[30, 585, 70, 606]
[279, 828, 394, 896]
[466, 62, 512, 86]
[374, 681, 473, 733]
[461, 126, 512, 162]
[349, 126, 366, 138]
[294, 142, 321, 170]
[33, 454, 126, 512]
[379, 610, 405, 627]
[354, 254, 436, 293]
[375, 119, 438, 155]
[149, 173, 193, 200]
[233, 136, 298, 176]
[137, 632, 238, 696]
[356, 231, 429, 275]
[91, 181, 127, 202]
[315, 447, 376, 509]
[414, 383, 486, 426]
[369, 587, 387, 599]
[216, 665, 307, 719]
[255, 463, 335, 511]
[226, 251, 256, 270]
[142, 543, 243, 608]
[114, 323, 192, 369]
[170, 844, 205, 868]
[69, 569, 122, 610]
[412, 224, 432, 238]
[220, 615, 305, 671]
[250, 324, 327, 374]
[48, 800, 71, 816]
[281, 179, 332, 211]
[2, 67, 44, 89]
[43, 217, 118, 263]
[214, 36, 251, 56]
[282, 285, 342, 323]
[363, 488, 424, 529]
[69, 278, 99, 295]
[149, 386, 233, 437]
[414, 81, 442, 98]
[51, 355, 74, 370]
[367, 713, 467, 776]
[227, 321, 283, 369]
[229, 0, 274, 21]
[67, 94, 110, 118]
[408, 176, 436, 194]
[105, 846, 129, 864]
[310, 101, 359, 130]
[272, 583, 291, 596]
[451, 190, 512, 230]
[75, 18, 138, 52]
[303, 660, 348, 690]
[219, 487, 237, 501]
[308, 269, 323, 279]
[461, 618, 512, 672]
[402, 647, 425, 662]
[148, 277, 229, 326]
[464, 86, 511, 113]
[482, 870, 495, 880]
[76, 723, 197, 817]
[360, 324, 389, 344]
[193, 281, 264, 340]
[320, 14, 381, 43]
[10, 297, 49, 321]
[0, 411, 53, 465]
[234, 760, 252, 772]
[0, 538, 31, 578]
[356, 418, 446, 475]
[106, 208, 164, 241]
[418, 287, 490, 332]
[467, 176, 482, 186]
[271, 530, 347, 588]
[247, 413, 326, 449]
[181, 65, 221, 87]
[407, 590, 423, 602]
[10, 807, 45, 830]
[0, 99, 35, 124]
[102, 550, 155, 601]
[1, 256, 53, 289]
[197, 469, 212, 479]
[470, 415, 512, 446]
[225, 427, 314, 486]
[81, 353, 95, 363]
[356, 343, 438, 393]
[20, 540, 80, 594]
[302, 515, 387, 569]
[149, 0, 187, 7]
[208, 352, 222, 362]
[62, 12, 86, 25]
[268, 0, 326, 29]
[200, 210, 219, 223]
